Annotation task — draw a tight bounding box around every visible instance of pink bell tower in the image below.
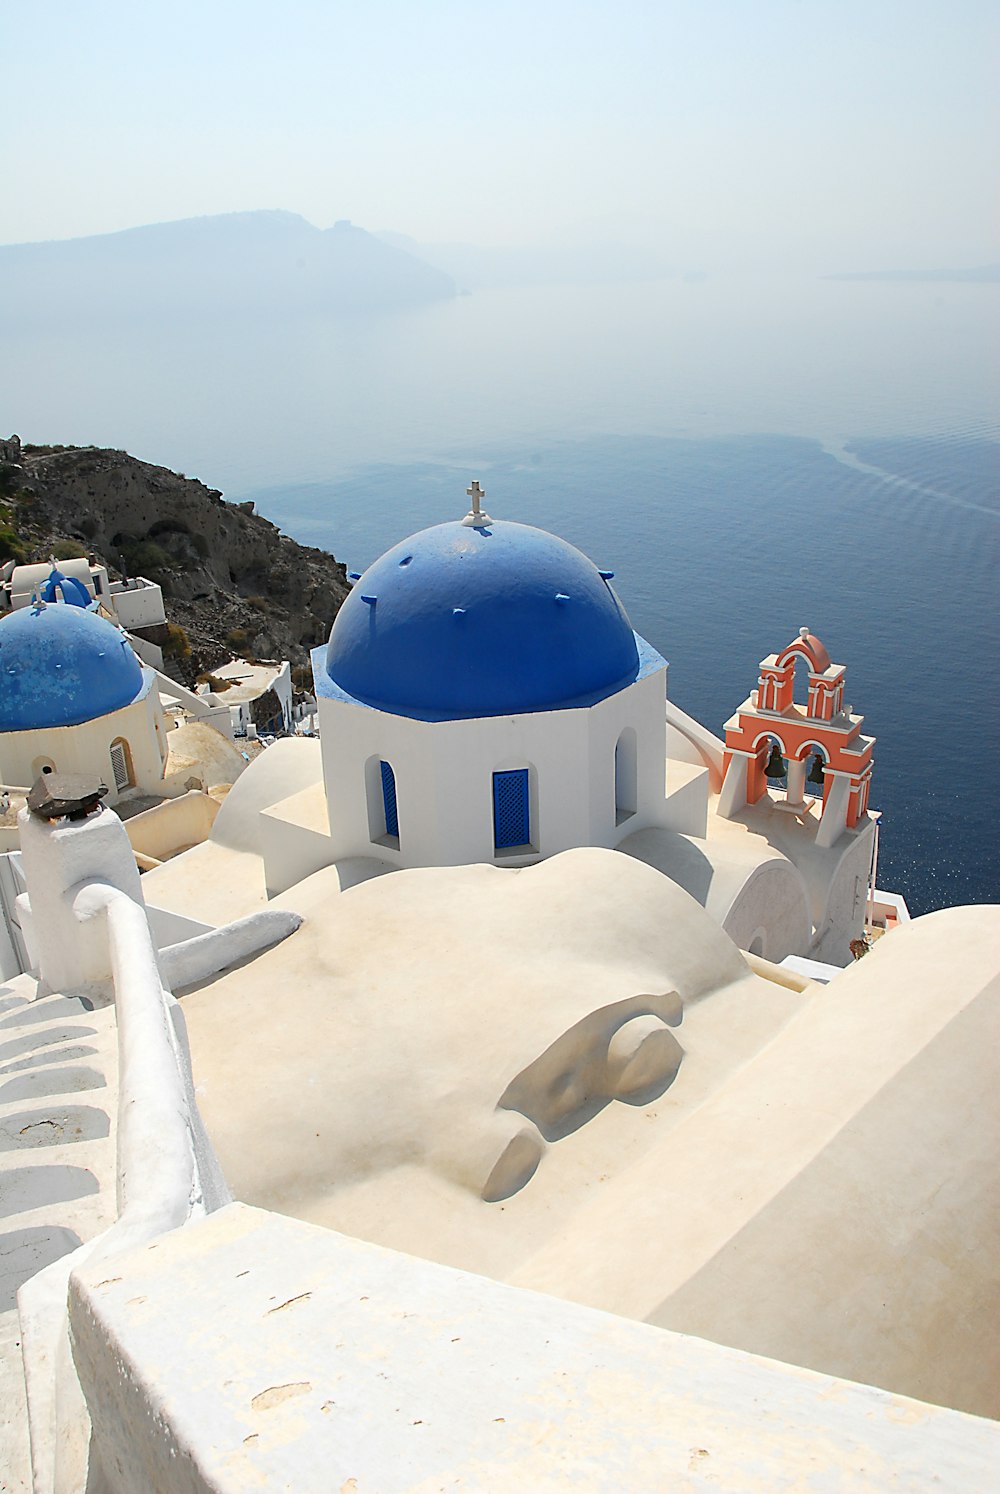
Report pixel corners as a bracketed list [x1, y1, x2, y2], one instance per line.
[718, 628, 875, 849]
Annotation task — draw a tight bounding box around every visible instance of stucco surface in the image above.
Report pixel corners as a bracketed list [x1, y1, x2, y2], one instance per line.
[648, 922, 1000, 1418]
[182, 853, 1000, 1415]
[0, 975, 119, 1490]
[183, 849, 808, 1278]
[139, 841, 269, 926]
[620, 821, 812, 959]
[162, 718, 248, 789]
[509, 904, 1000, 1416]
[69, 1201, 1000, 1494]
[208, 735, 322, 853]
[137, 742, 322, 924]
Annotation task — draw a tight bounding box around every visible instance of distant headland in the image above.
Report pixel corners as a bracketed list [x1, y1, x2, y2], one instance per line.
[0, 211, 456, 325]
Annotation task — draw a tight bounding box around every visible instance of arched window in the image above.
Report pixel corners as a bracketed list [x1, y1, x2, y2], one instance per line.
[365, 756, 399, 848]
[109, 737, 135, 793]
[614, 728, 637, 825]
[493, 768, 531, 853]
[380, 760, 398, 839]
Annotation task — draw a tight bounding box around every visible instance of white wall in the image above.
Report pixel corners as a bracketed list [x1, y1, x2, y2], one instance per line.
[67, 1199, 1000, 1494]
[714, 858, 814, 961]
[317, 668, 668, 870]
[123, 790, 220, 862]
[272, 660, 293, 731]
[9, 557, 95, 608]
[810, 824, 877, 964]
[107, 578, 166, 630]
[0, 688, 167, 807]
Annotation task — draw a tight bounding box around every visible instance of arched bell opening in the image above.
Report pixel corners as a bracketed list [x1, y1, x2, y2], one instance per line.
[746, 731, 788, 807]
[753, 733, 820, 812]
[792, 654, 812, 710]
[760, 735, 787, 789]
[803, 745, 828, 790]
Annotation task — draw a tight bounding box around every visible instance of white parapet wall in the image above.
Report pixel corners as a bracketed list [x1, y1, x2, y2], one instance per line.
[122, 789, 221, 864]
[13, 801, 231, 1489]
[11, 799, 305, 1491]
[106, 577, 165, 631]
[66, 1200, 1000, 1493]
[154, 670, 234, 738]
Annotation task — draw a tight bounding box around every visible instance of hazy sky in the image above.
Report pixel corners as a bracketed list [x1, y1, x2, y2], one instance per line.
[4, 1, 997, 269]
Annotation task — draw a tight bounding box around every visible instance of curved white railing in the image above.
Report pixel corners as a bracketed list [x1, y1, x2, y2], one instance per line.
[20, 871, 302, 1491]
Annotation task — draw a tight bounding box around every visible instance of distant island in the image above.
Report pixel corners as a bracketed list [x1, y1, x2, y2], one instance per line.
[0, 211, 456, 325]
[825, 264, 999, 283]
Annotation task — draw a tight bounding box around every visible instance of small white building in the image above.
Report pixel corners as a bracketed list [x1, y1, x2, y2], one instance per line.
[2, 555, 165, 630]
[2, 557, 168, 667]
[0, 597, 169, 803]
[208, 657, 293, 739]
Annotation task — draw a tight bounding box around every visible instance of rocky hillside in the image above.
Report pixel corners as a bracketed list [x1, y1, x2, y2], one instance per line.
[0, 435, 349, 686]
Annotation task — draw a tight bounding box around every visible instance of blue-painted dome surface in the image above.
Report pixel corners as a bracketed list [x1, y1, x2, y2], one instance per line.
[39, 566, 93, 608]
[324, 520, 641, 720]
[0, 603, 147, 731]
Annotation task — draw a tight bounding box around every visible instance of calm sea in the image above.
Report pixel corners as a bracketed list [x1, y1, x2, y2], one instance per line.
[4, 275, 998, 913]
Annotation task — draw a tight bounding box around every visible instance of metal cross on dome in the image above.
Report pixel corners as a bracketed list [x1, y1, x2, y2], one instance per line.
[462, 479, 494, 529]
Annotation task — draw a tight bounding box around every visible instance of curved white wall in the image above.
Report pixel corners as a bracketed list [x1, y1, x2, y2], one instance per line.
[714, 859, 813, 962]
[317, 668, 668, 870]
[0, 689, 166, 805]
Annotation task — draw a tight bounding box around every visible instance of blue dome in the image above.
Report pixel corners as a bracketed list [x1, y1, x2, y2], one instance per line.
[0, 602, 147, 731]
[39, 566, 93, 608]
[324, 520, 641, 720]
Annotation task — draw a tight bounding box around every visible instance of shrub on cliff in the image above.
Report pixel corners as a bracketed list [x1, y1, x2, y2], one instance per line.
[0, 524, 24, 563]
[162, 623, 192, 660]
[52, 538, 86, 561]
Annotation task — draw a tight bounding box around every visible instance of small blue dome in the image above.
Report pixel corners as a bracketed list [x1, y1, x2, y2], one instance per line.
[0, 603, 147, 731]
[324, 520, 641, 720]
[39, 566, 93, 608]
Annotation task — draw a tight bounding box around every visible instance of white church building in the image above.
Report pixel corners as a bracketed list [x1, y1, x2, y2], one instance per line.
[312, 482, 668, 866]
[3, 482, 997, 1493]
[281, 481, 877, 964]
[0, 593, 170, 801]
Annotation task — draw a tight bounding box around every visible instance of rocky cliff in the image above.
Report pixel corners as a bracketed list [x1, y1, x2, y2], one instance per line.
[0, 436, 349, 685]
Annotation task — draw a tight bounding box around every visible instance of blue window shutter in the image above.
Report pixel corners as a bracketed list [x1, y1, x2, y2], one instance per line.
[380, 760, 398, 838]
[493, 769, 530, 849]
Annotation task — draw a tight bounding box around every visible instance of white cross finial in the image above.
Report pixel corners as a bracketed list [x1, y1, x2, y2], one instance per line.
[462, 478, 494, 528]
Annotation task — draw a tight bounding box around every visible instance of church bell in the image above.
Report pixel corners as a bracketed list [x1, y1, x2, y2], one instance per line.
[807, 754, 826, 786]
[763, 743, 786, 779]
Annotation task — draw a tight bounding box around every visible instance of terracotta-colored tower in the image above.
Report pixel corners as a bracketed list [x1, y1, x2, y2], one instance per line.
[718, 628, 874, 849]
